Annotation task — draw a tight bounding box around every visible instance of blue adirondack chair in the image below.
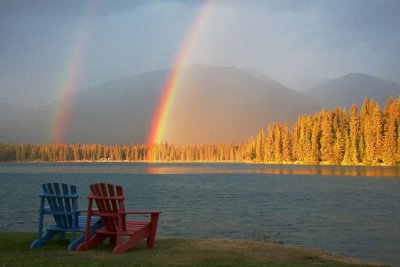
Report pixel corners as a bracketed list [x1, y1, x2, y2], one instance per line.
[30, 183, 102, 250]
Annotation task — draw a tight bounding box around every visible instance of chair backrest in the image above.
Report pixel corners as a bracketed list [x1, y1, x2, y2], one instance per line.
[41, 183, 79, 229]
[89, 183, 126, 232]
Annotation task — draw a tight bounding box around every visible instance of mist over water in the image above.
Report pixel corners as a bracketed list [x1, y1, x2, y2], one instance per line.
[0, 162, 399, 265]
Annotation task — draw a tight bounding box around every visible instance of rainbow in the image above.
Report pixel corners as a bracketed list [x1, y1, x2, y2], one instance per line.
[50, 7, 94, 143]
[147, 1, 213, 145]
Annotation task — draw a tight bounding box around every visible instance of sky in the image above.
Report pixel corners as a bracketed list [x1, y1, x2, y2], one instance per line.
[1, 0, 400, 108]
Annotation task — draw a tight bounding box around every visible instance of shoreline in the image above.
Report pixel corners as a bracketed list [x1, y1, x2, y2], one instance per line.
[1, 159, 398, 167]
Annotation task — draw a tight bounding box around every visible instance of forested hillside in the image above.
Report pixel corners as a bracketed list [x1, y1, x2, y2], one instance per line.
[1, 97, 399, 166]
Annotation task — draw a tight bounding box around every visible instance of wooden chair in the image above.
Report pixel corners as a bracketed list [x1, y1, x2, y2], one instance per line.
[30, 183, 103, 250]
[77, 183, 161, 253]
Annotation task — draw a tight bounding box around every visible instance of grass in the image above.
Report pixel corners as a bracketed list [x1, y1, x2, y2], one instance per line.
[0, 232, 383, 267]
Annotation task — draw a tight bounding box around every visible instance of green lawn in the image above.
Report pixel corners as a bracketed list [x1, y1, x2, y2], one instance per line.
[0, 232, 382, 267]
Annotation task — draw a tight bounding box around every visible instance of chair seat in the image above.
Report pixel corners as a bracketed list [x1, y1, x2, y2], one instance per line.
[96, 221, 150, 236]
[47, 216, 102, 232]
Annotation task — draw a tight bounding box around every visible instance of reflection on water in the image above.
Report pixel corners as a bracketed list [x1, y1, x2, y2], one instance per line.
[142, 163, 400, 177]
[0, 162, 398, 177]
[247, 164, 400, 177]
[0, 162, 399, 266]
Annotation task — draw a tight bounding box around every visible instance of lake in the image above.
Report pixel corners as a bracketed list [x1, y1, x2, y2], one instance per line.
[0, 162, 399, 265]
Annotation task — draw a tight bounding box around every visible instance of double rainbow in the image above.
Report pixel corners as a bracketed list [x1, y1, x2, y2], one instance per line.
[50, 7, 95, 143]
[51, 38, 88, 143]
[147, 1, 212, 145]
[50, 2, 212, 144]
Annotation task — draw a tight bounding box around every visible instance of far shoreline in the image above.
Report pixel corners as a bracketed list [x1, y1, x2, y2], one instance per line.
[2, 159, 399, 167]
[2, 160, 399, 178]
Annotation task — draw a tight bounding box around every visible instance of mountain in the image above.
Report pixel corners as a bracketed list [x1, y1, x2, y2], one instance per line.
[0, 69, 167, 144]
[304, 73, 400, 109]
[0, 64, 321, 145]
[163, 64, 321, 144]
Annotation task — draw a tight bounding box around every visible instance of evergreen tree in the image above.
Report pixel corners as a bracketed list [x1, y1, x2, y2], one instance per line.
[281, 123, 291, 162]
[358, 98, 370, 162]
[245, 138, 256, 162]
[320, 110, 334, 163]
[342, 130, 352, 165]
[332, 107, 347, 164]
[397, 101, 400, 163]
[264, 124, 274, 162]
[303, 116, 313, 164]
[310, 117, 320, 164]
[349, 104, 360, 164]
[382, 98, 398, 165]
[255, 129, 265, 162]
[291, 123, 299, 162]
[273, 123, 283, 162]
[296, 116, 308, 162]
[371, 102, 383, 163]
[363, 100, 381, 164]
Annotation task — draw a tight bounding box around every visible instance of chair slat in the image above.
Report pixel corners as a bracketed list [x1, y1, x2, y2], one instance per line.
[107, 183, 120, 230]
[53, 183, 68, 228]
[44, 183, 62, 227]
[100, 183, 117, 231]
[115, 185, 126, 230]
[62, 183, 73, 227]
[91, 184, 113, 231]
[107, 184, 118, 214]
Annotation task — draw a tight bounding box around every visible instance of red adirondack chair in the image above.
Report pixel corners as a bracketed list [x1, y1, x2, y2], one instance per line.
[77, 183, 160, 253]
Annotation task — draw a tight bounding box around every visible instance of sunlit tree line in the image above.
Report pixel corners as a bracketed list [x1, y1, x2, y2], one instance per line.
[0, 97, 399, 166]
[246, 97, 400, 166]
[0, 143, 245, 162]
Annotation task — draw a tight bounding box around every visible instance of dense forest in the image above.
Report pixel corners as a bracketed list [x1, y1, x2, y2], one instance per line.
[0, 97, 399, 166]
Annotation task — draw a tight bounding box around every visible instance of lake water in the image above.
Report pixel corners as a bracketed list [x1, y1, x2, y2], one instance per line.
[0, 162, 399, 265]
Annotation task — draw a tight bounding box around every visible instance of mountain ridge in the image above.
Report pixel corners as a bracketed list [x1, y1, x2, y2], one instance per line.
[0, 64, 321, 145]
[304, 73, 400, 109]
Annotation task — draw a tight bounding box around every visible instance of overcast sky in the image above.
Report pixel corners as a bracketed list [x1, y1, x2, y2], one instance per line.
[1, 0, 399, 107]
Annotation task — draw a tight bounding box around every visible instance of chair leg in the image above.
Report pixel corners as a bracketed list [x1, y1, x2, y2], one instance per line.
[89, 218, 103, 237]
[68, 233, 84, 251]
[77, 233, 107, 251]
[113, 236, 141, 254]
[30, 231, 58, 249]
[146, 235, 156, 249]
[147, 214, 160, 248]
[109, 235, 117, 246]
[113, 228, 148, 254]
[75, 217, 103, 251]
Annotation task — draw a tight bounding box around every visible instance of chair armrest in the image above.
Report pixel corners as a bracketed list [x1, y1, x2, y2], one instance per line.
[124, 211, 161, 225]
[77, 208, 99, 213]
[76, 209, 89, 214]
[123, 211, 161, 215]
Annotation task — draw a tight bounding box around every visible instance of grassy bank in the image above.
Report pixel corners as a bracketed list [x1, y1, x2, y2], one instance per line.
[0, 233, 383, 267]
